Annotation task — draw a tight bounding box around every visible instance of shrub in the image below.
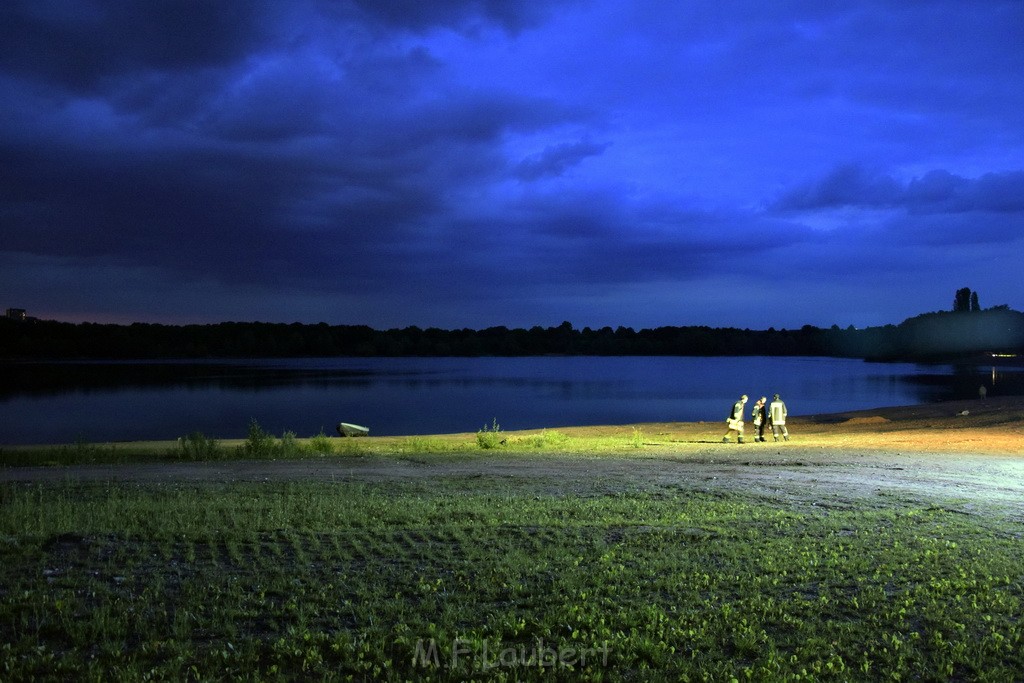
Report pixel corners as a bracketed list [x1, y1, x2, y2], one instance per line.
[279, 430, 302, 458]
[241, 419, 277, 459]
[534, 430, 569, 448]
[307, 431, 335, 456]
[476, 418, 505, 449]
[177, 431, 223, 461]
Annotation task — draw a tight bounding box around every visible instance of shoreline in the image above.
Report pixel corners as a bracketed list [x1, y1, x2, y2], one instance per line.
[1, 395, 1022, 450]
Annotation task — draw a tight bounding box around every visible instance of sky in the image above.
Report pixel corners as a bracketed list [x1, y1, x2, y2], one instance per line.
[2, 1, 1023, 331]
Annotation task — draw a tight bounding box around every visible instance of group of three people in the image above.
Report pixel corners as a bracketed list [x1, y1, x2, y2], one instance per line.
[724, 394, 789, 443]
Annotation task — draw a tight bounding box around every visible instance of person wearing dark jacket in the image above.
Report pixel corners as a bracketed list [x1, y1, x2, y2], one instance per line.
[751, 396, 768, 442]
[723, 395, 748, 443]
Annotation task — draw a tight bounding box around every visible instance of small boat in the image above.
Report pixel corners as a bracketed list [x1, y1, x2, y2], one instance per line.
[336, 422, 370, 437]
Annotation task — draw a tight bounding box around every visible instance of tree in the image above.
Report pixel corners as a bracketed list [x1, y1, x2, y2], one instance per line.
[970, 290, 980, 311]
[953, 287, 972, 312]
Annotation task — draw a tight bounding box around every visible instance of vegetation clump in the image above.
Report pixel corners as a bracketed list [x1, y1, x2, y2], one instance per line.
[476, 418, 505, 449]
[240, 421, 332, 459]
[241, 419, 278, 459]
[306, 431, 335, 455]
[176, 432, 223, 461]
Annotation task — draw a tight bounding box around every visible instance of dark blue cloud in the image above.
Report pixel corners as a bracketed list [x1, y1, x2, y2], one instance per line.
[1, 0, 1022, 329]
[775, 166, 1024, 215]
[907, 171, 1024, 214]
[513, 140, 610, 181]
[0, 1, 278, 91]
[772, 165, 904, 211]
[348, 0, 578, 34]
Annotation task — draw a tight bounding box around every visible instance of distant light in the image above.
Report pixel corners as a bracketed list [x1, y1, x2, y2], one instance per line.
[990, 353, 1018, 358]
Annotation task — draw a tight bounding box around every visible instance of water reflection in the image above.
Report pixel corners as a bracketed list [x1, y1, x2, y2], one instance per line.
[0, 361, 384, 397]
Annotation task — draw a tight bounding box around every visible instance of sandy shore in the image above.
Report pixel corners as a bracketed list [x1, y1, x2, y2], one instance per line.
[4, 397, 1022, 515]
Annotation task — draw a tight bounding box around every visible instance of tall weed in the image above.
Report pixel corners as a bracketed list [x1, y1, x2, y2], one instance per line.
[476, 418, 505, 449]
[176, 432, 223, 461]
[279, 430, 302, 458]
[241, 419, 277, 459]
[307, 431, 335, 455]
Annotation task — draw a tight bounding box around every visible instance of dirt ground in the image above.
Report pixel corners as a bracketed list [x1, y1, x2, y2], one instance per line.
[4, 397, 1023, 515]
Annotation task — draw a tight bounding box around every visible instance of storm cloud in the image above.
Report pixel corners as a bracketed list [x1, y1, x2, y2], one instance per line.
[1, 1, 1022, 329]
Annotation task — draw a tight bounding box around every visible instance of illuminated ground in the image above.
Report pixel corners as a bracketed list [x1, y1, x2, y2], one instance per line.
[4, 398, 1022, 515]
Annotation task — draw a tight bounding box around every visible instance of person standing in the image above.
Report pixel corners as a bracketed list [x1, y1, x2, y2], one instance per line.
[751, 396, 768, 442]
[723, 394, 748, 443]
[769, 393, 789, 441]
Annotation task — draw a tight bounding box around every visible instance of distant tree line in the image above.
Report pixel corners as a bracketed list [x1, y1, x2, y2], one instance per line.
[3, 307, 1023, 361]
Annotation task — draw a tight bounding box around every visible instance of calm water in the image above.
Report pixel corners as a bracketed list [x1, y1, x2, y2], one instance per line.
[0, 356, 1013, 444]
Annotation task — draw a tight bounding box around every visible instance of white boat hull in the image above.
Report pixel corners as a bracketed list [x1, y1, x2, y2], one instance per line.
[336, 422, 370, 437]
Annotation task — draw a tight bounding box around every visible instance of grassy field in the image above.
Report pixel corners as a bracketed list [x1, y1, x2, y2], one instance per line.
[3, 463, 1024, 680]
[2, 403, 1024, 680]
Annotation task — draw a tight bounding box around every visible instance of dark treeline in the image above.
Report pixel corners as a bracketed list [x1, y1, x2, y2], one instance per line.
[3, 308, 1024, 361]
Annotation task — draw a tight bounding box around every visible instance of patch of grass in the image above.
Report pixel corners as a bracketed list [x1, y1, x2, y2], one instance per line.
[278, 430, 302, 458]
[0, 424, 728, 467]
[240, 419, 278, 459]
[306, 431, 335, 456]
[0, 439, 130, 467]
[476, 418, 505, 449]
[333, 436, 369, 456]
[238, 422, 319, 459]
[505, 429, 571, 449]
[2, 477, 1023, 680]
[176, 432, 224, 461]
[402, 436, 472, 453]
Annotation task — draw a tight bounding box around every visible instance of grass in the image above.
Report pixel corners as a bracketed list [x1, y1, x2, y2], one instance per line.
[2, 473, 1023, 680]
[0, 422, 655, 467]
[0, 421, 375, 467]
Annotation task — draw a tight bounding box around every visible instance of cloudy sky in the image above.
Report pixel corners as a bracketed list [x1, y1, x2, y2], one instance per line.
[2, 1, 1022, 330]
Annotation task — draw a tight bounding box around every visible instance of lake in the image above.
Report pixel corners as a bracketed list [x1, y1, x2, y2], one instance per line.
[0, 356, 1014, 444]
